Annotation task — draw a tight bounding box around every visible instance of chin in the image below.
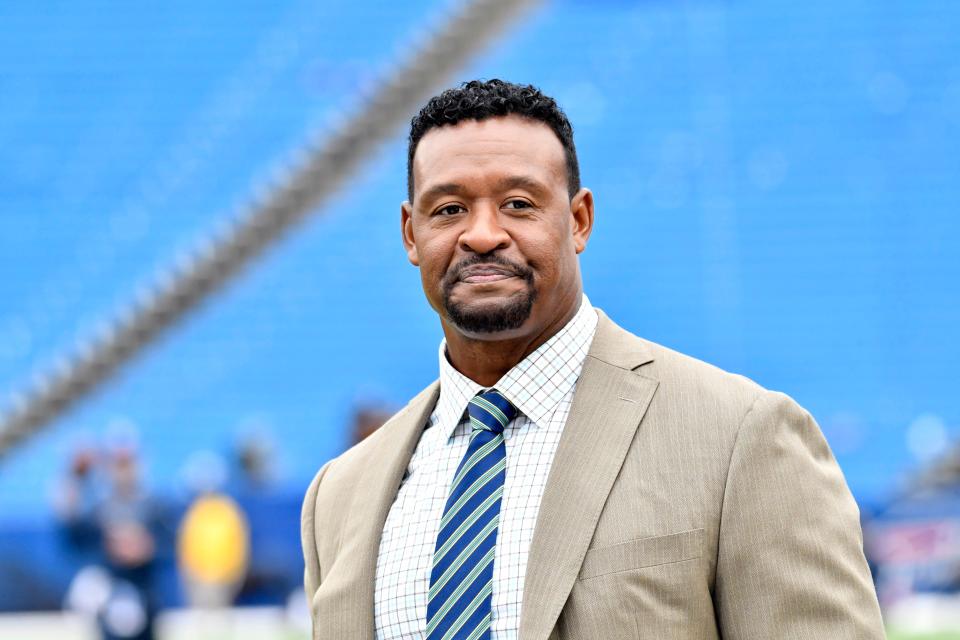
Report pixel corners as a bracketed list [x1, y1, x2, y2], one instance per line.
[443, 292, 536, 335]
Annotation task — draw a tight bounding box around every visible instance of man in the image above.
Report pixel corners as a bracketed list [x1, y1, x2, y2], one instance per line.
[301, 79, 885, 639]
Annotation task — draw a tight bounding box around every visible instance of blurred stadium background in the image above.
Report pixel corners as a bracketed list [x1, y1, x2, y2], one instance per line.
[1, 0, 958, 638]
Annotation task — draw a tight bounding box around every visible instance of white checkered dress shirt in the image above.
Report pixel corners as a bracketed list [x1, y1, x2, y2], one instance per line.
[374, 296, 599, 639]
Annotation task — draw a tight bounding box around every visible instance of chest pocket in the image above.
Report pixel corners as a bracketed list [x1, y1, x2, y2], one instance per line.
[558, 528, 711, 639]
[578, 528, 703, 580]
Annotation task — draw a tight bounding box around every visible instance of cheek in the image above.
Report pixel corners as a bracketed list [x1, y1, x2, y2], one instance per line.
[521, 230, 572, 280]
[415, 237, 455, 287]
[419, 245, 449, 273]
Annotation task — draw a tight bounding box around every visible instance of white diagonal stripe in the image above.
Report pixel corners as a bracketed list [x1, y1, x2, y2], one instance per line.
[439, 453, 505, 531]
[450, 436, 501, 490]
[471, 395, 511, 427]
[425, 525, 497, 633]
[430, 490, 502, 595]
[440, 581, 494, 640]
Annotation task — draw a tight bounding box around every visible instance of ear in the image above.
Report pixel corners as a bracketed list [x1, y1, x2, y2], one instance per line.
[400, 201, 419, 266]
[569, 188, 594, 254]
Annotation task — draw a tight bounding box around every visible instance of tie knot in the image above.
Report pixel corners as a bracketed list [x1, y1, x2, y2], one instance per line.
[466, 389, 517, 435]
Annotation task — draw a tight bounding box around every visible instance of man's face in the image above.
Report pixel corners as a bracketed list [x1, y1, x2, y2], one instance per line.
[401, 115, 593, 341]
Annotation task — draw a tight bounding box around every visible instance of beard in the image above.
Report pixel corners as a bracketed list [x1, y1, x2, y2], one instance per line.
[440, 255, 537, 334]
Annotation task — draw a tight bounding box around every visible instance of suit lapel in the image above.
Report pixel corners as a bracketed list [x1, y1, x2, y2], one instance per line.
[519, 312, 659, 640]
[335, 381, 440, 639]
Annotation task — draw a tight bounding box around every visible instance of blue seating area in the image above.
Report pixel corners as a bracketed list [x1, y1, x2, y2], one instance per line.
[0, 0, 958, 612]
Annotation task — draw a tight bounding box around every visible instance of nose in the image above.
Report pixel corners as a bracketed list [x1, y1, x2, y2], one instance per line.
[458, 202, 511, 255]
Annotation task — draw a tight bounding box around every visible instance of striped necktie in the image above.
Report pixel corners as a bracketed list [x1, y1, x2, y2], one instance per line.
[426, 389, 517, 640]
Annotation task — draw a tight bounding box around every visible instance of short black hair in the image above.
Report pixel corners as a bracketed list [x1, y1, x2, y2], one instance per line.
[406, 79, 580, 201]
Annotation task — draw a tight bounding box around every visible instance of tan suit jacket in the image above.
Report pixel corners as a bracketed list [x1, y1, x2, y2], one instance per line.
[301, 311, 885, 639]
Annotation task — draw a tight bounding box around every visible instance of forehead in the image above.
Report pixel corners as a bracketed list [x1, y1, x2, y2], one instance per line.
[412, 115, 567, 197]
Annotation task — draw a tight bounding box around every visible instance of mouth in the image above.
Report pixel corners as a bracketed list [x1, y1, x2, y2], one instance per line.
[457, 264, 519, 284]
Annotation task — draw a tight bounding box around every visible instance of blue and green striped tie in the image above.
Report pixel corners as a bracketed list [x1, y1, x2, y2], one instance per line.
[425, 389, 517, 640]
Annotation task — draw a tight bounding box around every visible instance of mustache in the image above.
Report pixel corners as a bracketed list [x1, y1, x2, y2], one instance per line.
[442, 254, 534, 290]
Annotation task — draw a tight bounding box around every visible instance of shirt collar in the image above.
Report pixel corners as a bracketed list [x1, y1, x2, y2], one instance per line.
[434, 294, 599, 441]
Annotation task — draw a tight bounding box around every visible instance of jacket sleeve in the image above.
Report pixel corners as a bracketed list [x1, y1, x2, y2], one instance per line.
[301, 459, 334, 607]
[714, 390, 886, 638]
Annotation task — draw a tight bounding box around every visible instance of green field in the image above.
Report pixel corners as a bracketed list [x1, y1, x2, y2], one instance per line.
[888, 630, 960, 640]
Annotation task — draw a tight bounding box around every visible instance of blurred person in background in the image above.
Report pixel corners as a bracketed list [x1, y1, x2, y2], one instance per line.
[228, 430, 304, 607]
[57, 439, 164, 640]
[54, 442, 103, 562]
[301, 79, 886, 639]
[175, 449, 249, 608]
[177, 485, 250, 609]
[350, 405, 396, 445]
[234, 431, 276, 493]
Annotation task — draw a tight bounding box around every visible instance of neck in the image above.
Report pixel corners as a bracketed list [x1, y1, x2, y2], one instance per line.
[442, 294, 581, 387]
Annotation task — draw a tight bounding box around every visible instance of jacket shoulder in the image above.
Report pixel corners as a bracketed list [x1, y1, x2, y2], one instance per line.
[595, 311, 766, 414]
[600, 316, 769, 437]
[630, 331, 818, 447]
[644, 339, 763, 404]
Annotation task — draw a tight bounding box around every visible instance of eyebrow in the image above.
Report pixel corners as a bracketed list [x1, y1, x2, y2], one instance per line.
[416, 175, 549, 206]
[417, 182, 466, 205]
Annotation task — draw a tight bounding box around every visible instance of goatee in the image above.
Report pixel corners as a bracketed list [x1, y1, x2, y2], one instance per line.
[441, 255, 536, 333]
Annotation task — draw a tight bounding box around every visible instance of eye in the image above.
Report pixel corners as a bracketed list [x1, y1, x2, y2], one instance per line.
[504, 199, 532, 210]
[434, 203, 466, 216]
